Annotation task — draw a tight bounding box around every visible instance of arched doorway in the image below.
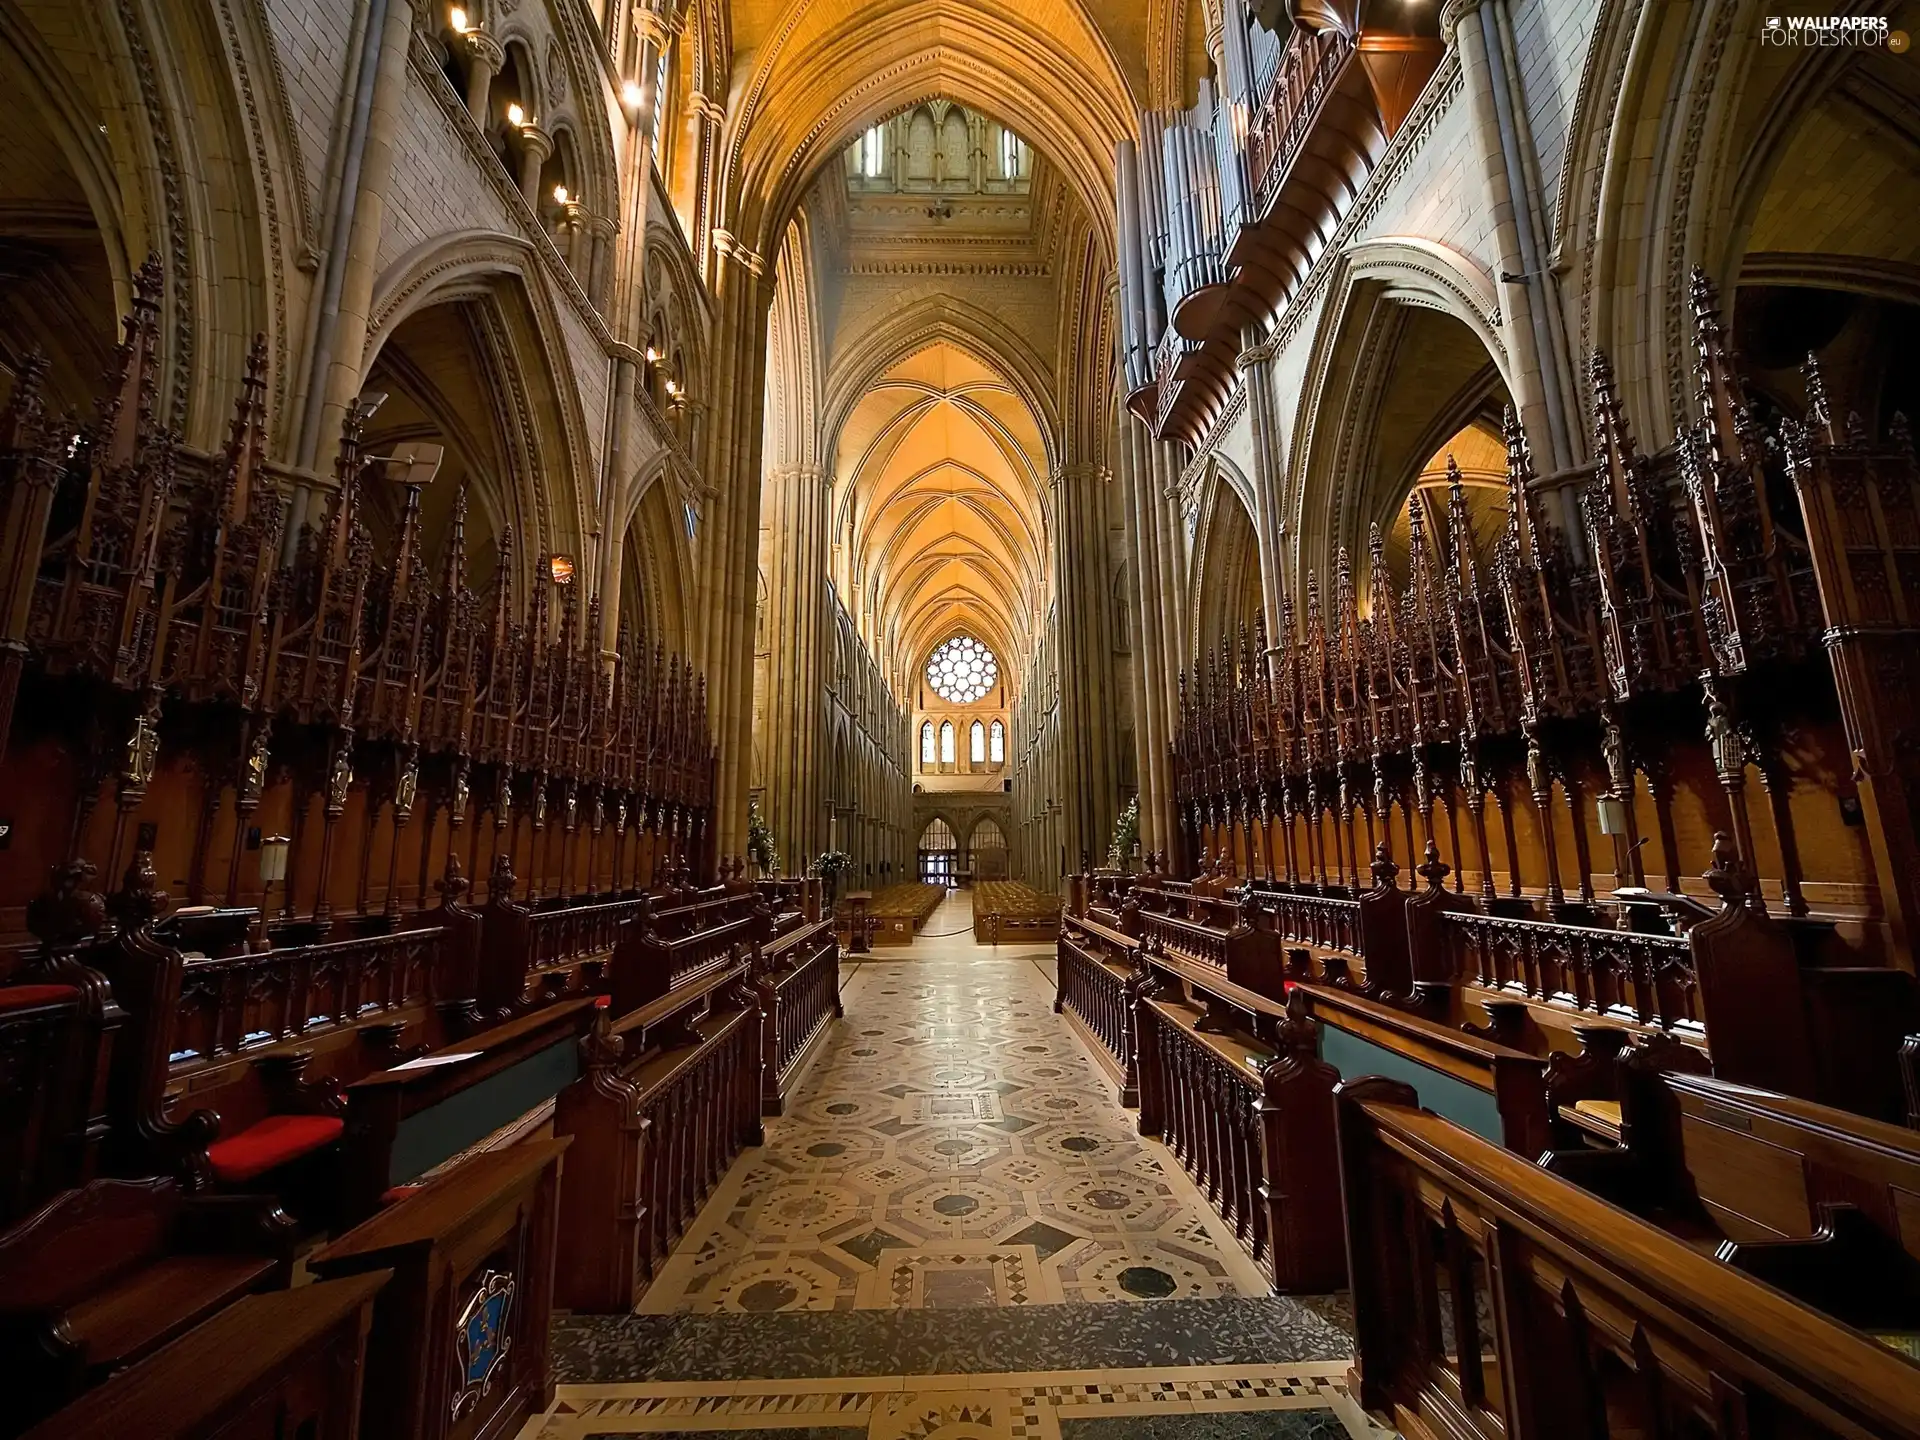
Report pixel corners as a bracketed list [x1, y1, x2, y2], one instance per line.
[918, 817, 957, 886]
[969, 817, 1008, 880]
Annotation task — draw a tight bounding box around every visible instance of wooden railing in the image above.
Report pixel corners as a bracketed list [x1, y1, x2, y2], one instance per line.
[1336, 1079, 1920, 1440]
[606, 902, 760, 1015]
[760, 920, 840, 1112]
[1439, 908, 1701, 1035]
[1136, 988, 1344, 1291]
[635, 1002, 760, 1275]
[526, 893, 650, 974]
[171, 925, 449, 1068]
[1247, 28, 1352, 217]
[1259, 886, 1365, 966]
[1057, 929, 1135, 1097]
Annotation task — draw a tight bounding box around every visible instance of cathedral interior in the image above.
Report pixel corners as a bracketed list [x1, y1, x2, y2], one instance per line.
[2, 1, 1919, 1437]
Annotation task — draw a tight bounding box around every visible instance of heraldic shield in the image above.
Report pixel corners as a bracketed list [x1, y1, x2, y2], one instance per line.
[452, 1268, 517, 1419]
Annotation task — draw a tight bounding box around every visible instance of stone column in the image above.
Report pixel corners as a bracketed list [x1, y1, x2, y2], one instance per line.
[700, 231, 774, 854]
[517, 126, 553, 207]
[1237, 334, 1287, 641]
[303, 0, 420, 494]
[462, 32, 504, 126]
[690, 92, 726, 283]
[1441, 0, 1578, 482]
[761, 464, 833, 868]
[1051, 462, 1099, 870]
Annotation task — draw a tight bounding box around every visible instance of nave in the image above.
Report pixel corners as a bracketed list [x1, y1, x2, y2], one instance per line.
[535, 900, 1376, 1440]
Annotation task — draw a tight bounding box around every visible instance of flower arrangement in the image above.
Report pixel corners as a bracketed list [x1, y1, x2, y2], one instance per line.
[746, 797, 778, 874]
[809, 850, 852, 879]
[1106, 794, 1140, 872]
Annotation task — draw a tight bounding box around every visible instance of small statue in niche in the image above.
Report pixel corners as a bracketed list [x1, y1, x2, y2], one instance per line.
[327, 745, 354, 809]
[241, 726, 271, 805]
[395, 755, 420, 820]
[122, 703, 161, 789]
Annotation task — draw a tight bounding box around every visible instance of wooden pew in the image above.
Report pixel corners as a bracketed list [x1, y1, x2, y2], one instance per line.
[1545, 1063, 1920, 1340]
[309, 1140, 569, 1440]
[0, 981, 101, 1226]
[6, 860, 126, 1220]
[605, 891, 762, 1015]
[756, 916, 840, 1114]
[1134, 980, 1345, 1292]
[76, 853, 483, 1200]
[0, 1177, 297, 1433]
[336, 997, 597, 1224]
[474, 855, 652, 1016]
[1130, 883, 1552, 1155]
[1336, 1077, 1920, 1440]
[551, 965, 764, 1312]
[20, 1271, 388, 1440]
[1297, 984, 1553, 1158]
[1060, 895, 1546, 1292]
[1057, 911, 1147, 1105]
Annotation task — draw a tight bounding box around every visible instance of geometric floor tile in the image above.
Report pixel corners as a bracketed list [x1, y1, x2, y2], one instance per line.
[635, 897, 1277, 1315]
[539, 894, 1377, 1438]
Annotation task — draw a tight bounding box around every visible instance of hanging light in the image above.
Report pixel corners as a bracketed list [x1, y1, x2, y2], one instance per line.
[622, 79, 645, 110]
[506, 101, 526, 127]
[449, 6, 468, 33]
[553, 183, 570, 205]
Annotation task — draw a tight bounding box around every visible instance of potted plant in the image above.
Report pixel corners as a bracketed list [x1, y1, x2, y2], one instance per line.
[746, 798, 779, 877]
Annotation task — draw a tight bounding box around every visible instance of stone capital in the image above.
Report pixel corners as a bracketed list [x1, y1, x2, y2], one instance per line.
[711, 228, 766, 277]
[517, 124, 554, 162]
[633, 5, 671, 49]
[461, 30, 504, 73]
[1236, 340, 1277, 372]
[1439, 0, 1488, 46]
[1050, 462, 1111, 486]
[691, 91, 727, 127]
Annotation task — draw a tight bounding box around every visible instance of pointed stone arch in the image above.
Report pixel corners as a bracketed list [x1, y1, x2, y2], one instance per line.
[364, 230, 600, 579]
[1286, 238, 1510, 598]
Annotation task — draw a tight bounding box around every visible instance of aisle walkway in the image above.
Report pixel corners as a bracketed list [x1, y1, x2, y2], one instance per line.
[532, 893, 1381, 1440]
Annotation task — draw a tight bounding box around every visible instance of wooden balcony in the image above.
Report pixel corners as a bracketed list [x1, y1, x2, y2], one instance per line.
[1132, 15, 1442, 447]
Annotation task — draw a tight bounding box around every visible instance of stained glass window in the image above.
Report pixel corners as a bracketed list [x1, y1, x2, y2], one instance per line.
[926, 636, 998, 705]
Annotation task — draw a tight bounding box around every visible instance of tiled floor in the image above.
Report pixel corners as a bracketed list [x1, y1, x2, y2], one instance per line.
[530, 893, 1385, 1439]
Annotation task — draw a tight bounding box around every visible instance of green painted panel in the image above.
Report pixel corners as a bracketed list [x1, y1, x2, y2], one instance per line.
[1318, 1023, 1503, 1143]
[389, 1038, 580, 1186]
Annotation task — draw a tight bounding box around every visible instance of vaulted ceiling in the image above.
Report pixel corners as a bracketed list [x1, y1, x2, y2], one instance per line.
[830, 341, 1050, 698]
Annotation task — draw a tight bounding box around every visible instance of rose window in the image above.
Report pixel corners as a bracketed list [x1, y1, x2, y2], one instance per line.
[926, 636, 998, 705]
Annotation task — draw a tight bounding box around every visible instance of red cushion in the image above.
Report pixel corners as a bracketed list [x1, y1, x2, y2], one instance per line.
[207, 1114, 344, 1184]
[0, 984, 79, 1012]
[379, 1185, 423, 1206]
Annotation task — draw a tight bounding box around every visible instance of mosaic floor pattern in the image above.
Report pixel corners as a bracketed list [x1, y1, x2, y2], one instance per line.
[533, 895, 1381, 1440]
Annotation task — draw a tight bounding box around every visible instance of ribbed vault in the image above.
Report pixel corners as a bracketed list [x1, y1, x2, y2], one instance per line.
[831, 343, 1051, 699]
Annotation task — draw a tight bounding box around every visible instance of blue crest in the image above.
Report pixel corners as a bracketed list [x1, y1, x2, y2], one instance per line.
[451, 1269, 516, 1419]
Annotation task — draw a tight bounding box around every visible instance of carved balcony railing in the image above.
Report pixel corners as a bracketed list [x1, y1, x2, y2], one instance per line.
[1247, 29, 1354, 220]
[1440, 910, 1701, 1035]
